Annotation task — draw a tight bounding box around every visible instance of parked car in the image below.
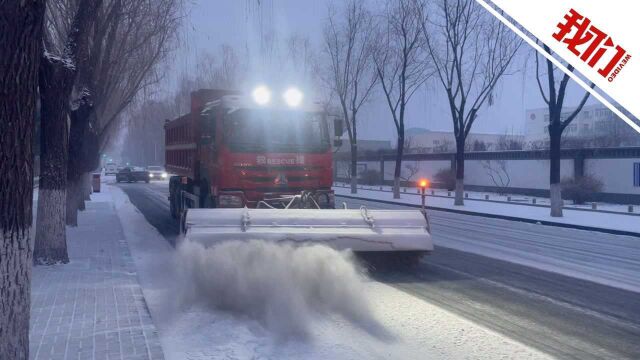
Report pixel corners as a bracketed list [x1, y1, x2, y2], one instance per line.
[105, 162, 118, 175]
[116, 167, 150, 183]
[146, 166, 168, 181]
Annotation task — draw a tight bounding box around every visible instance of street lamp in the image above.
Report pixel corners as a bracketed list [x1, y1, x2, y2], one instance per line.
[418, 178, 429, 211]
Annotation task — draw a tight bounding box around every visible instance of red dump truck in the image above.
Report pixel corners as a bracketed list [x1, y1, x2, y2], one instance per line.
[164, 88, 341, 218]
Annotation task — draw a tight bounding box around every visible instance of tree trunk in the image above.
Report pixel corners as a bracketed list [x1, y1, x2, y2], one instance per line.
[0, 1, 46, 358]
[66, 177, 82, 226]
[34, 57, 70, 265]
[350, 143, 358, 194]
[393, 134, 405, 199]
[454, 136, 465, 206]
[34, 189, 68, 264]
[77, 172, 91, 211]
[84, 172, 92, 200]
[549, 127, 563, 217]
[68, 106, 89, 221]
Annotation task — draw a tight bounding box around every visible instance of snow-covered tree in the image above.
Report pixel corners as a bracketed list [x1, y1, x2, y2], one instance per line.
[0, 1, 47, 357]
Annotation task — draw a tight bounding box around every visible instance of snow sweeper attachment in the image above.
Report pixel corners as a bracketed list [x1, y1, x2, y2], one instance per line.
[181, 204, 433, 255]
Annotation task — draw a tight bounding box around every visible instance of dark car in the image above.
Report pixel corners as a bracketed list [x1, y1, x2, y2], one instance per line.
[116, 167, 150, 183]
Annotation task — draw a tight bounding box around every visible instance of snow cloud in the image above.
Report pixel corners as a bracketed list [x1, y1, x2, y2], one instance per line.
[175, 240, 389, 340]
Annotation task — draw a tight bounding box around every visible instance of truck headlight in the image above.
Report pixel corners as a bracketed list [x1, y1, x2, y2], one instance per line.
[283, 87, 303, 107]
[252, 85, 271, 105]
[162, 173, 167, 179]
[218, 194, 244, 208]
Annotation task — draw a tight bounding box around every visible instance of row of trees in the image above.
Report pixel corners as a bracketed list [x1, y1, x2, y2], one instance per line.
[321, 0, 522, 202]
[322, 0, 595, 217]
[0, 0, 185, 357]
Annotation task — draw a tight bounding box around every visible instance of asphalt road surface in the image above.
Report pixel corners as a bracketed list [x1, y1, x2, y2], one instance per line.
[115, 180, 640, 359]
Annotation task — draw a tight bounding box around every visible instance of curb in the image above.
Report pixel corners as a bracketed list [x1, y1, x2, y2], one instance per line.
[335, 193, 640, 238]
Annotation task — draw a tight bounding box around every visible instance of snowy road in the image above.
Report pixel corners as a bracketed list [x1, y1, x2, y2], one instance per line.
[115, 180, 640, 359]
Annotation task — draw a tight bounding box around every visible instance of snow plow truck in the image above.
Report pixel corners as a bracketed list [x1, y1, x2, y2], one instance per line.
[164, 87, 433, 260]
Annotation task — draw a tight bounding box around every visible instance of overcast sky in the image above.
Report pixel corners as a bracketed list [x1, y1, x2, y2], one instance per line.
[171, 0, 597, 142]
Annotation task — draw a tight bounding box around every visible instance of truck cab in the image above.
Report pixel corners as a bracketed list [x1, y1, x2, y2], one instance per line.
[165, 88, 340, 218]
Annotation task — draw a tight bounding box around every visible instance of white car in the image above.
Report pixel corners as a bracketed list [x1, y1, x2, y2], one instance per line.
[105, 162, 118, 175]
[146, 166, 168, 181]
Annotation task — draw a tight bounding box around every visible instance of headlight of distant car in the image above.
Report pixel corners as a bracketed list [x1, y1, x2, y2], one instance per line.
[161, 173, 167, 179]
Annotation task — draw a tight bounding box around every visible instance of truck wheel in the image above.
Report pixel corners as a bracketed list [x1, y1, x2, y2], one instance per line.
[179, 209, 188, 235]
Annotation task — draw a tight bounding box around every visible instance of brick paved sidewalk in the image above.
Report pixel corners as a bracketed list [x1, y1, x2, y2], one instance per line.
[30, 191, 165, 360]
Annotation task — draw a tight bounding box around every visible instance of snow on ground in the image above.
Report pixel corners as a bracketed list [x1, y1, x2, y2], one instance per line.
[333, 185, 640, 234]
[428, 212, 640, 293]
[110, 185, 550, 360]
[334, 182, 638, 215]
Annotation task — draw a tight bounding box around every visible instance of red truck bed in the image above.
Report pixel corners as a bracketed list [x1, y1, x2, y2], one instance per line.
[164, 89, 238, 178]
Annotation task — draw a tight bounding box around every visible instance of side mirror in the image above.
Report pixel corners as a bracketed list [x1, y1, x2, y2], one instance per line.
[333, 118, 344, 147]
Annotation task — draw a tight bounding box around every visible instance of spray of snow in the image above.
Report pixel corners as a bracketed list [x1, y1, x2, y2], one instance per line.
[175, 240, 390, 340]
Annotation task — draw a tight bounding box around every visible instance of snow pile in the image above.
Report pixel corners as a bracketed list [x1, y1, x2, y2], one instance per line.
[176, 240, 387, 339]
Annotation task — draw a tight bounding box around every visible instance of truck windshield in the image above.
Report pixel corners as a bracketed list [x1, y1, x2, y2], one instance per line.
[223, 109, 329, 153]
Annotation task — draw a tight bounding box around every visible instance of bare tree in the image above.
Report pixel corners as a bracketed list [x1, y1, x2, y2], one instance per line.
[481, 160, 511, 194]
[0, 2, 46, 358]
[63, 0, 184, 225]
[34, 0, 103, 265]
[322, 1, 377, 194]
[374, 0, 430, 199]
[470, 139, 488, 152]
[496, 133, 524, 150]
[401, 162, 420, 182]
[433, 137, 454, 153]
[424, 0, 521, 205]
[121, 97, 175, 166]
[534, 44, 593, 217]
[196, 45, 242, 90]
[173, 45, 243, 115]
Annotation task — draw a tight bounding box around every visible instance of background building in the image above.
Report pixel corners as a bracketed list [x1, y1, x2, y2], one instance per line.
[404, 128, 524, 153]
[525, 104, 640, 148]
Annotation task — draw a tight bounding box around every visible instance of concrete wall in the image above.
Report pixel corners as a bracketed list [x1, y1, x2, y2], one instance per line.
[463, 159, 574, 190]
[334, 148, 640, 203]
[585, 158, 640, 194]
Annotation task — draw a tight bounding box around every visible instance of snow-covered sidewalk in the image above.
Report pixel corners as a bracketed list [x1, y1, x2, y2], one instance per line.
[334, 185, 640, 235]
[110, 185, 551, 360]
[30, 187, 165, 360]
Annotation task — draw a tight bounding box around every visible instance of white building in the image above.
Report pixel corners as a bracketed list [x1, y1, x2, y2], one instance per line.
[405, 128, 524, 153]
[525, 104, 640, 146]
